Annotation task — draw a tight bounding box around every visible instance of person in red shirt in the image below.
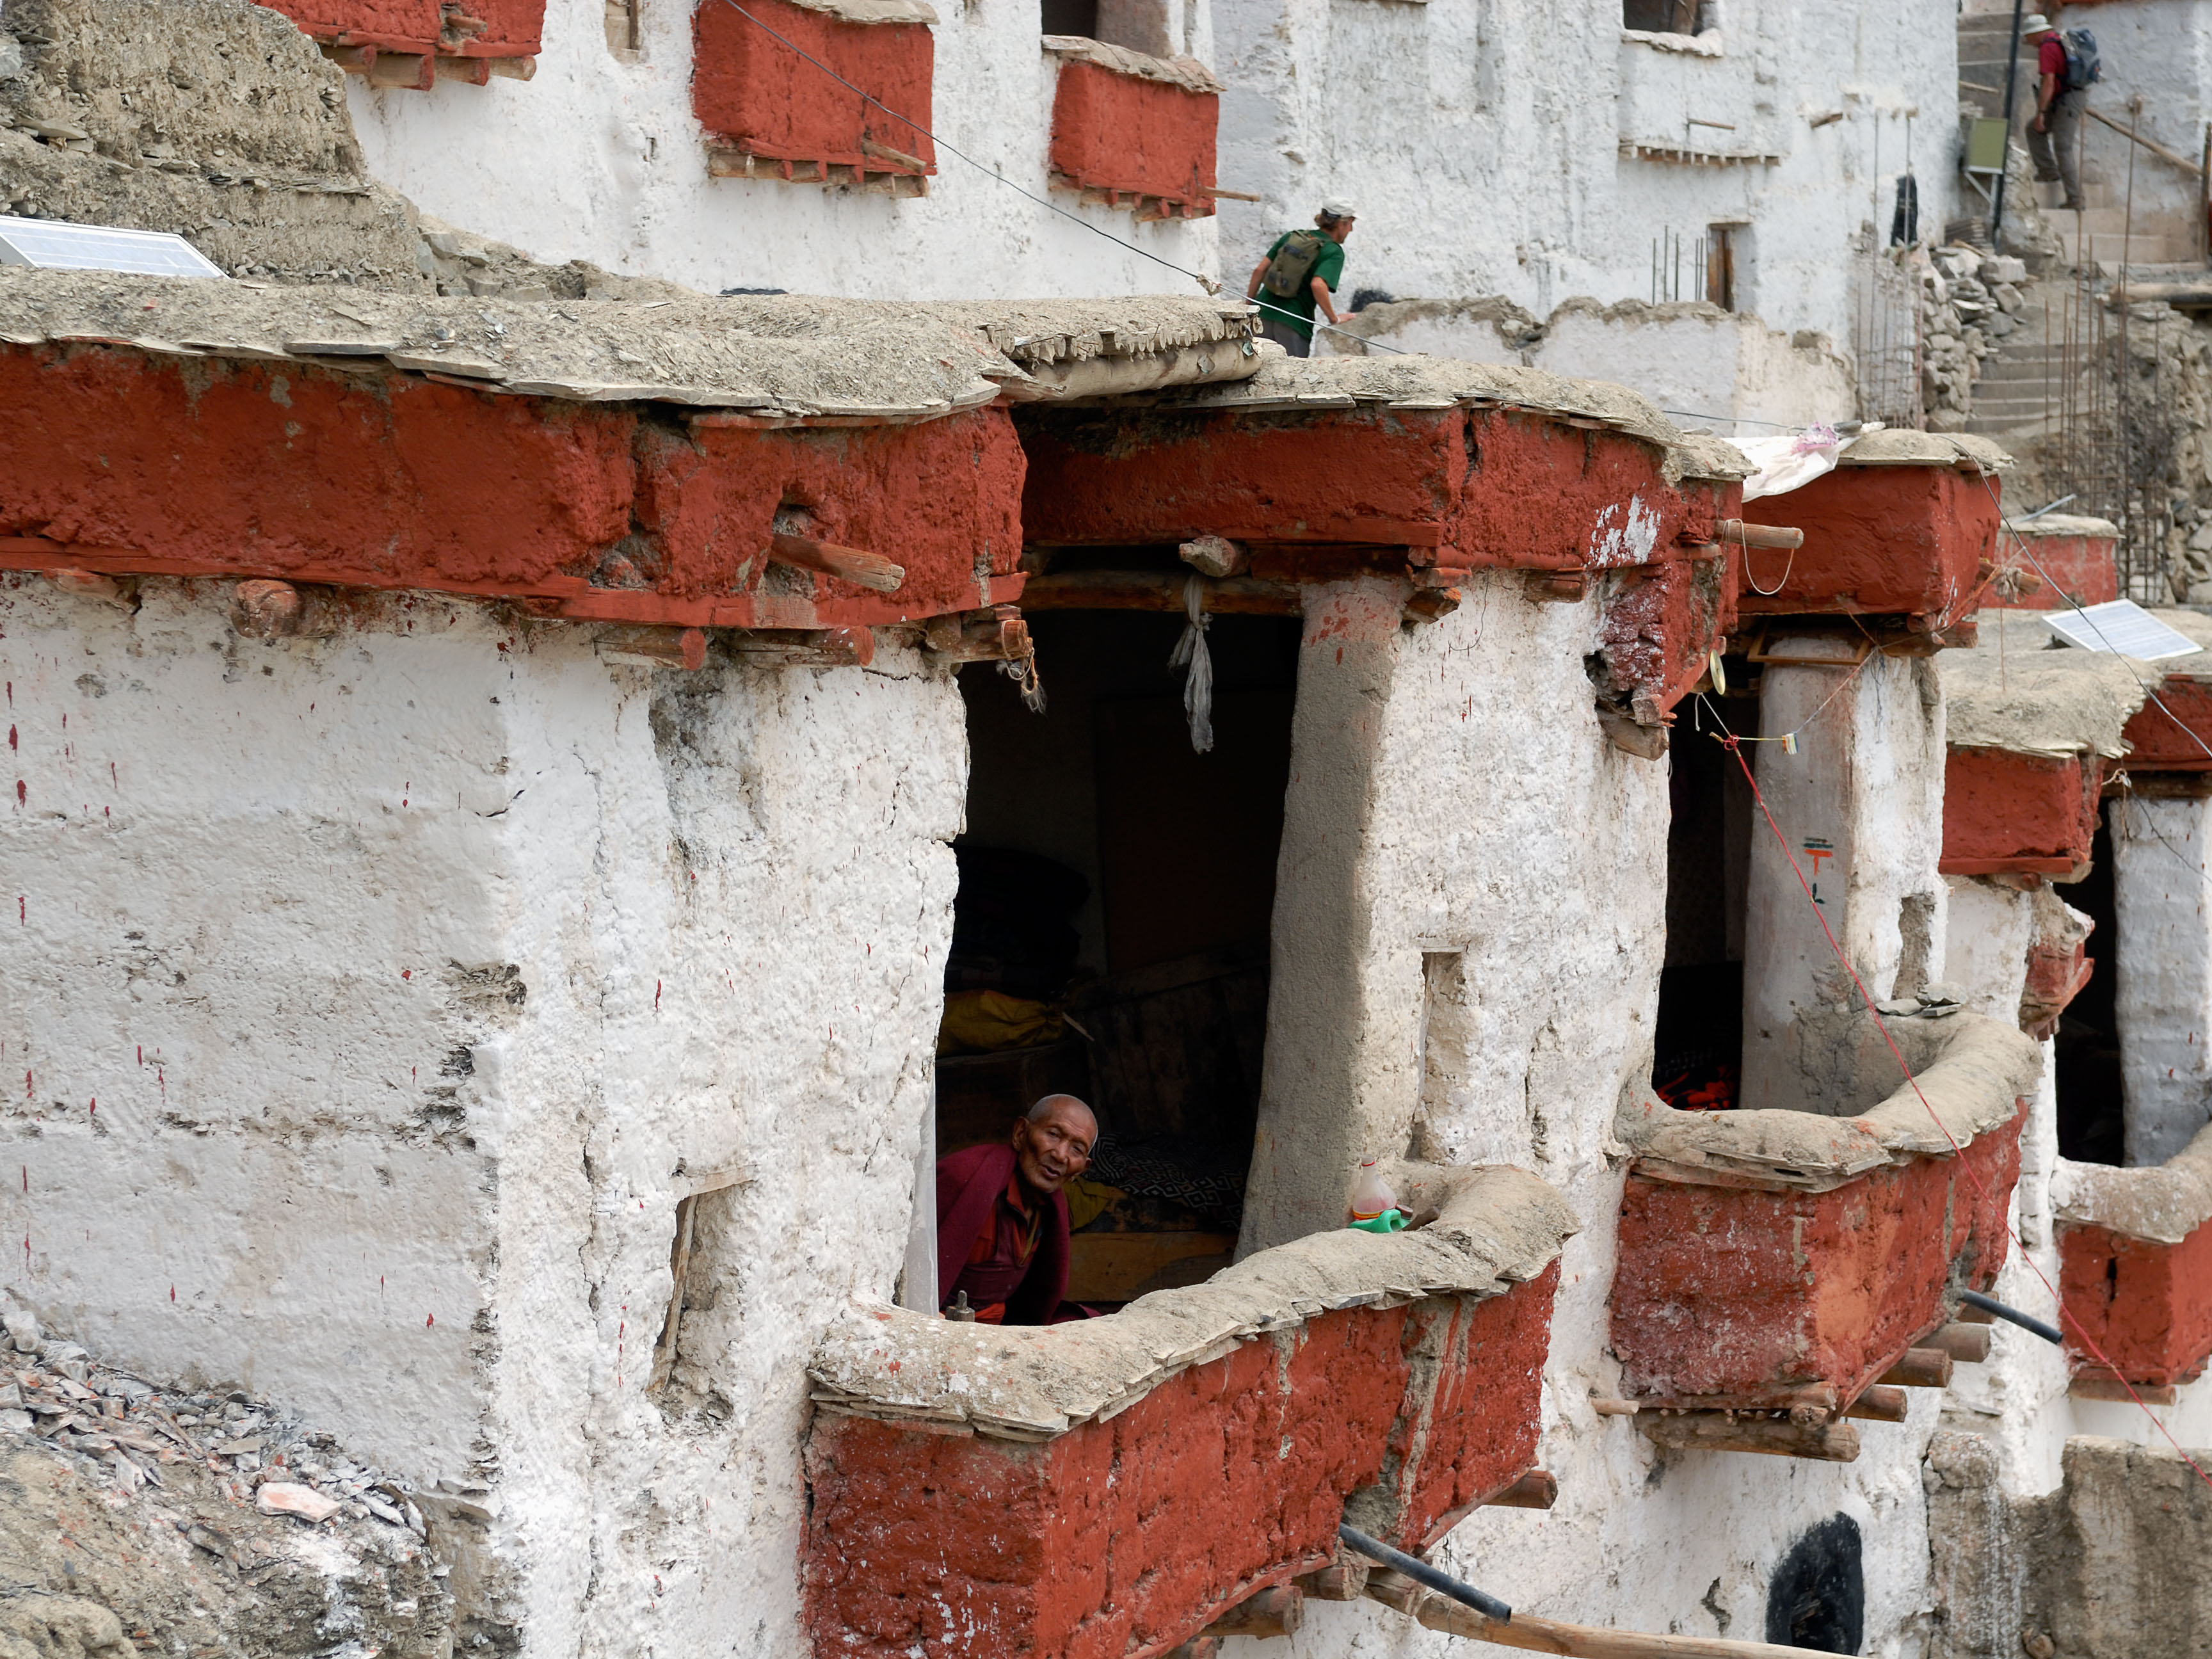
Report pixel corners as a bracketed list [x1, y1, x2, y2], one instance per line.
[2023, 15, 2084, 212]
[934, 1094, 1096, 1325]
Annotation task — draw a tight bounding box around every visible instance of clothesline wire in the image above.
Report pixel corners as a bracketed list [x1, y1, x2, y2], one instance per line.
[1692, 691, 2212, 1495]
[709, 0, 1410, 356]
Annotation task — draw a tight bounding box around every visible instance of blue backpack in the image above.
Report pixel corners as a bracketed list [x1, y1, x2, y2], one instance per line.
[2058, 27, 2101, 93]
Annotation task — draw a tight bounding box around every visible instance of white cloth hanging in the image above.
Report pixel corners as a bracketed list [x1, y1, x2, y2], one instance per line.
[1167, 572, 1214, 752]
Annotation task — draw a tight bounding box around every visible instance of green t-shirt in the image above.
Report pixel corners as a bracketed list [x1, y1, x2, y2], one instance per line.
[1260, 231, 1346, 339]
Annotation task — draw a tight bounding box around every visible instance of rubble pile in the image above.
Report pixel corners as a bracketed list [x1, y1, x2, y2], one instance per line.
[1921, 245, 2033, 431]
[0, 1298, 455, 1658]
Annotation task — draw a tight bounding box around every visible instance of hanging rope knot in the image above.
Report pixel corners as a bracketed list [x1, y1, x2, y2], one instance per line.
[997, 648, 1045, 712]
[1167, 572, 1214, 753]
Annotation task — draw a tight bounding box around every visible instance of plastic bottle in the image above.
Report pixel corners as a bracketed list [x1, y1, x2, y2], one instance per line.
[1348, 1160, 1397, 1223]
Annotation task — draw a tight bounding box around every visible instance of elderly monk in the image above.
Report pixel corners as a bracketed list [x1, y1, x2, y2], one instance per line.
[936, 1094, 1096, 1325]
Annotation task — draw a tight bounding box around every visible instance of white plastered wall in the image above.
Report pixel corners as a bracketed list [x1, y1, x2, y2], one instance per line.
[1213, 0, 1960, 359]
[2110, 793, 2212, 1167]
[1227, 572, 1968, 1656]
[341, 0, 1221, 298]
[1740, 646, 1949, 1110]
[0, 575, 966, 1655]
[1322, 300, 1857, 431]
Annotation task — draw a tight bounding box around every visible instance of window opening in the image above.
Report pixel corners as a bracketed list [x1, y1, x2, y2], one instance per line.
[647, 1166, 752, 1396]
[1410, 952, 1468, 1162]
[2055, 812, 2123, 1165]
[1705, 224, 1736, 311]
[1623, 0, 1704, 35]
[1042, 0, 1176, 56]
[1041, 0, 1099, 36]
[1653, 655, 1754, 1110]
[605, 0, 641, 57]
[940, 602, 1301, 1315]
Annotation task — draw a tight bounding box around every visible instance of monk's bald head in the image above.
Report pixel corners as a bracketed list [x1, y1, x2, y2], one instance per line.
[1013, 1094, 1096, 1196]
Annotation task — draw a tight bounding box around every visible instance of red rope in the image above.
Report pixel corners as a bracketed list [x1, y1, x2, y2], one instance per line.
[1711, 725, 2212, 1495]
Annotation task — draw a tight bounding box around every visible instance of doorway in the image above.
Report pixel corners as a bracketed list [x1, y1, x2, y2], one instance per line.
[2055, 813, 2123, 1165]
[1653, 662, 1756, 1108]
[939, 607, 1302, 1306]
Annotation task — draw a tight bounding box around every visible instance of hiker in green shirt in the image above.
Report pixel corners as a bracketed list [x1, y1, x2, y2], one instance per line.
[1246, 198, 1355, 358]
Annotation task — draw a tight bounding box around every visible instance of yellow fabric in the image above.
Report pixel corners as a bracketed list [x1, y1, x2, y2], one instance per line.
[1062, 1176, 1126, 1232]
[936, 990, 1068, 1055]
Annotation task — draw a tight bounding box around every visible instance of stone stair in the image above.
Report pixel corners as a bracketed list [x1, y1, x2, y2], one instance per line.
[2048, 208, 2197, 272]
[1965, 336, 2072, 437]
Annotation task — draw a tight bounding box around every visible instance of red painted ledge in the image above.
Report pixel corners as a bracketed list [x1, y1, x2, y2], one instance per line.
[260, 0, 545, 59]
[801, 1164, 1573, 1658]
[1612, 1009, 2040, 1409]
[1739, 453, 2001, 630]
[2056, 1125, 2212, 1388]
[0, 345, 1022, 629]
[1939, 747, 2104, 877]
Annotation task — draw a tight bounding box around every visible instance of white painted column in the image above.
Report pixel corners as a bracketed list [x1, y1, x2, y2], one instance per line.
[1740, 642, 1948, 1109]
[2110, 793, 2212, 1165]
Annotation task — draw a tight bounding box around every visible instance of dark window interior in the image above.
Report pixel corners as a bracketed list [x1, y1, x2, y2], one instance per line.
[1623, 0, 1702, 33]
[1653, 664, 1755, 1109]
[941, 607, 1301, 1306]
[1706, 225, 1736, 312]
[1041, 0, 1098, 36]
[2055, 811, 2124, 1166]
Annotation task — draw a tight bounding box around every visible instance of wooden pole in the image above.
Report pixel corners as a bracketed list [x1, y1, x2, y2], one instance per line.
[1927, 1323, 1993, 1364]
[768, 531, 906, 594]
[1878, 1347, 1953, 1389]
[1713, 520, 1805, 550]
[2082, 105, 2206, 179]
[1843, 1385, 1909, 1423]
[1017, 570, 1302, 614]
[1366, 1574, 1850, 1658]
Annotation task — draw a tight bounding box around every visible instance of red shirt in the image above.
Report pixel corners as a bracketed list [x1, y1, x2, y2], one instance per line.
[951, 1171, 1045, 1323]
[2039, 37, 2067, 79]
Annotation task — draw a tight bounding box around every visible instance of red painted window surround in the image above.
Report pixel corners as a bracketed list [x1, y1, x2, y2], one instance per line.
[259, 0, 545, 60]
[1044, 36, 1220, 220]
[693, 0, 938, 189]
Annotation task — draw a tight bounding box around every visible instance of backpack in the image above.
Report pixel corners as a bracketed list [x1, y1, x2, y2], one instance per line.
[1261, 230, 1327, 300]
[2058, 27, 2101, 93]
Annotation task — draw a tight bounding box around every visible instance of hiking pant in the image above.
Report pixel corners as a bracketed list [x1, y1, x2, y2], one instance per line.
[2028, 93, 2083, 208]
[1260, 316, 1313, 358]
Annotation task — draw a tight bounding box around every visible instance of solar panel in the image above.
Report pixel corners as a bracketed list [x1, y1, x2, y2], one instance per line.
[0, 216, 225, 278]
[2043, 599, 2204, 662]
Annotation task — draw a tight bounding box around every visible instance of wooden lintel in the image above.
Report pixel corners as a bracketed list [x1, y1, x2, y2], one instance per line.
[2113, 771, 2212, 801]
[2070, 1374, 2178, 1404]
[1201, 1585, 1302, 1640]
[1637, 1412, 1861, 1462]
[596, 624, 708, 671]
[922, 605, 1030, 664]
[1483, 1470, 1559, 1510]
[726, 625, 876, 668]
[1018, 570, 1302, 614]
